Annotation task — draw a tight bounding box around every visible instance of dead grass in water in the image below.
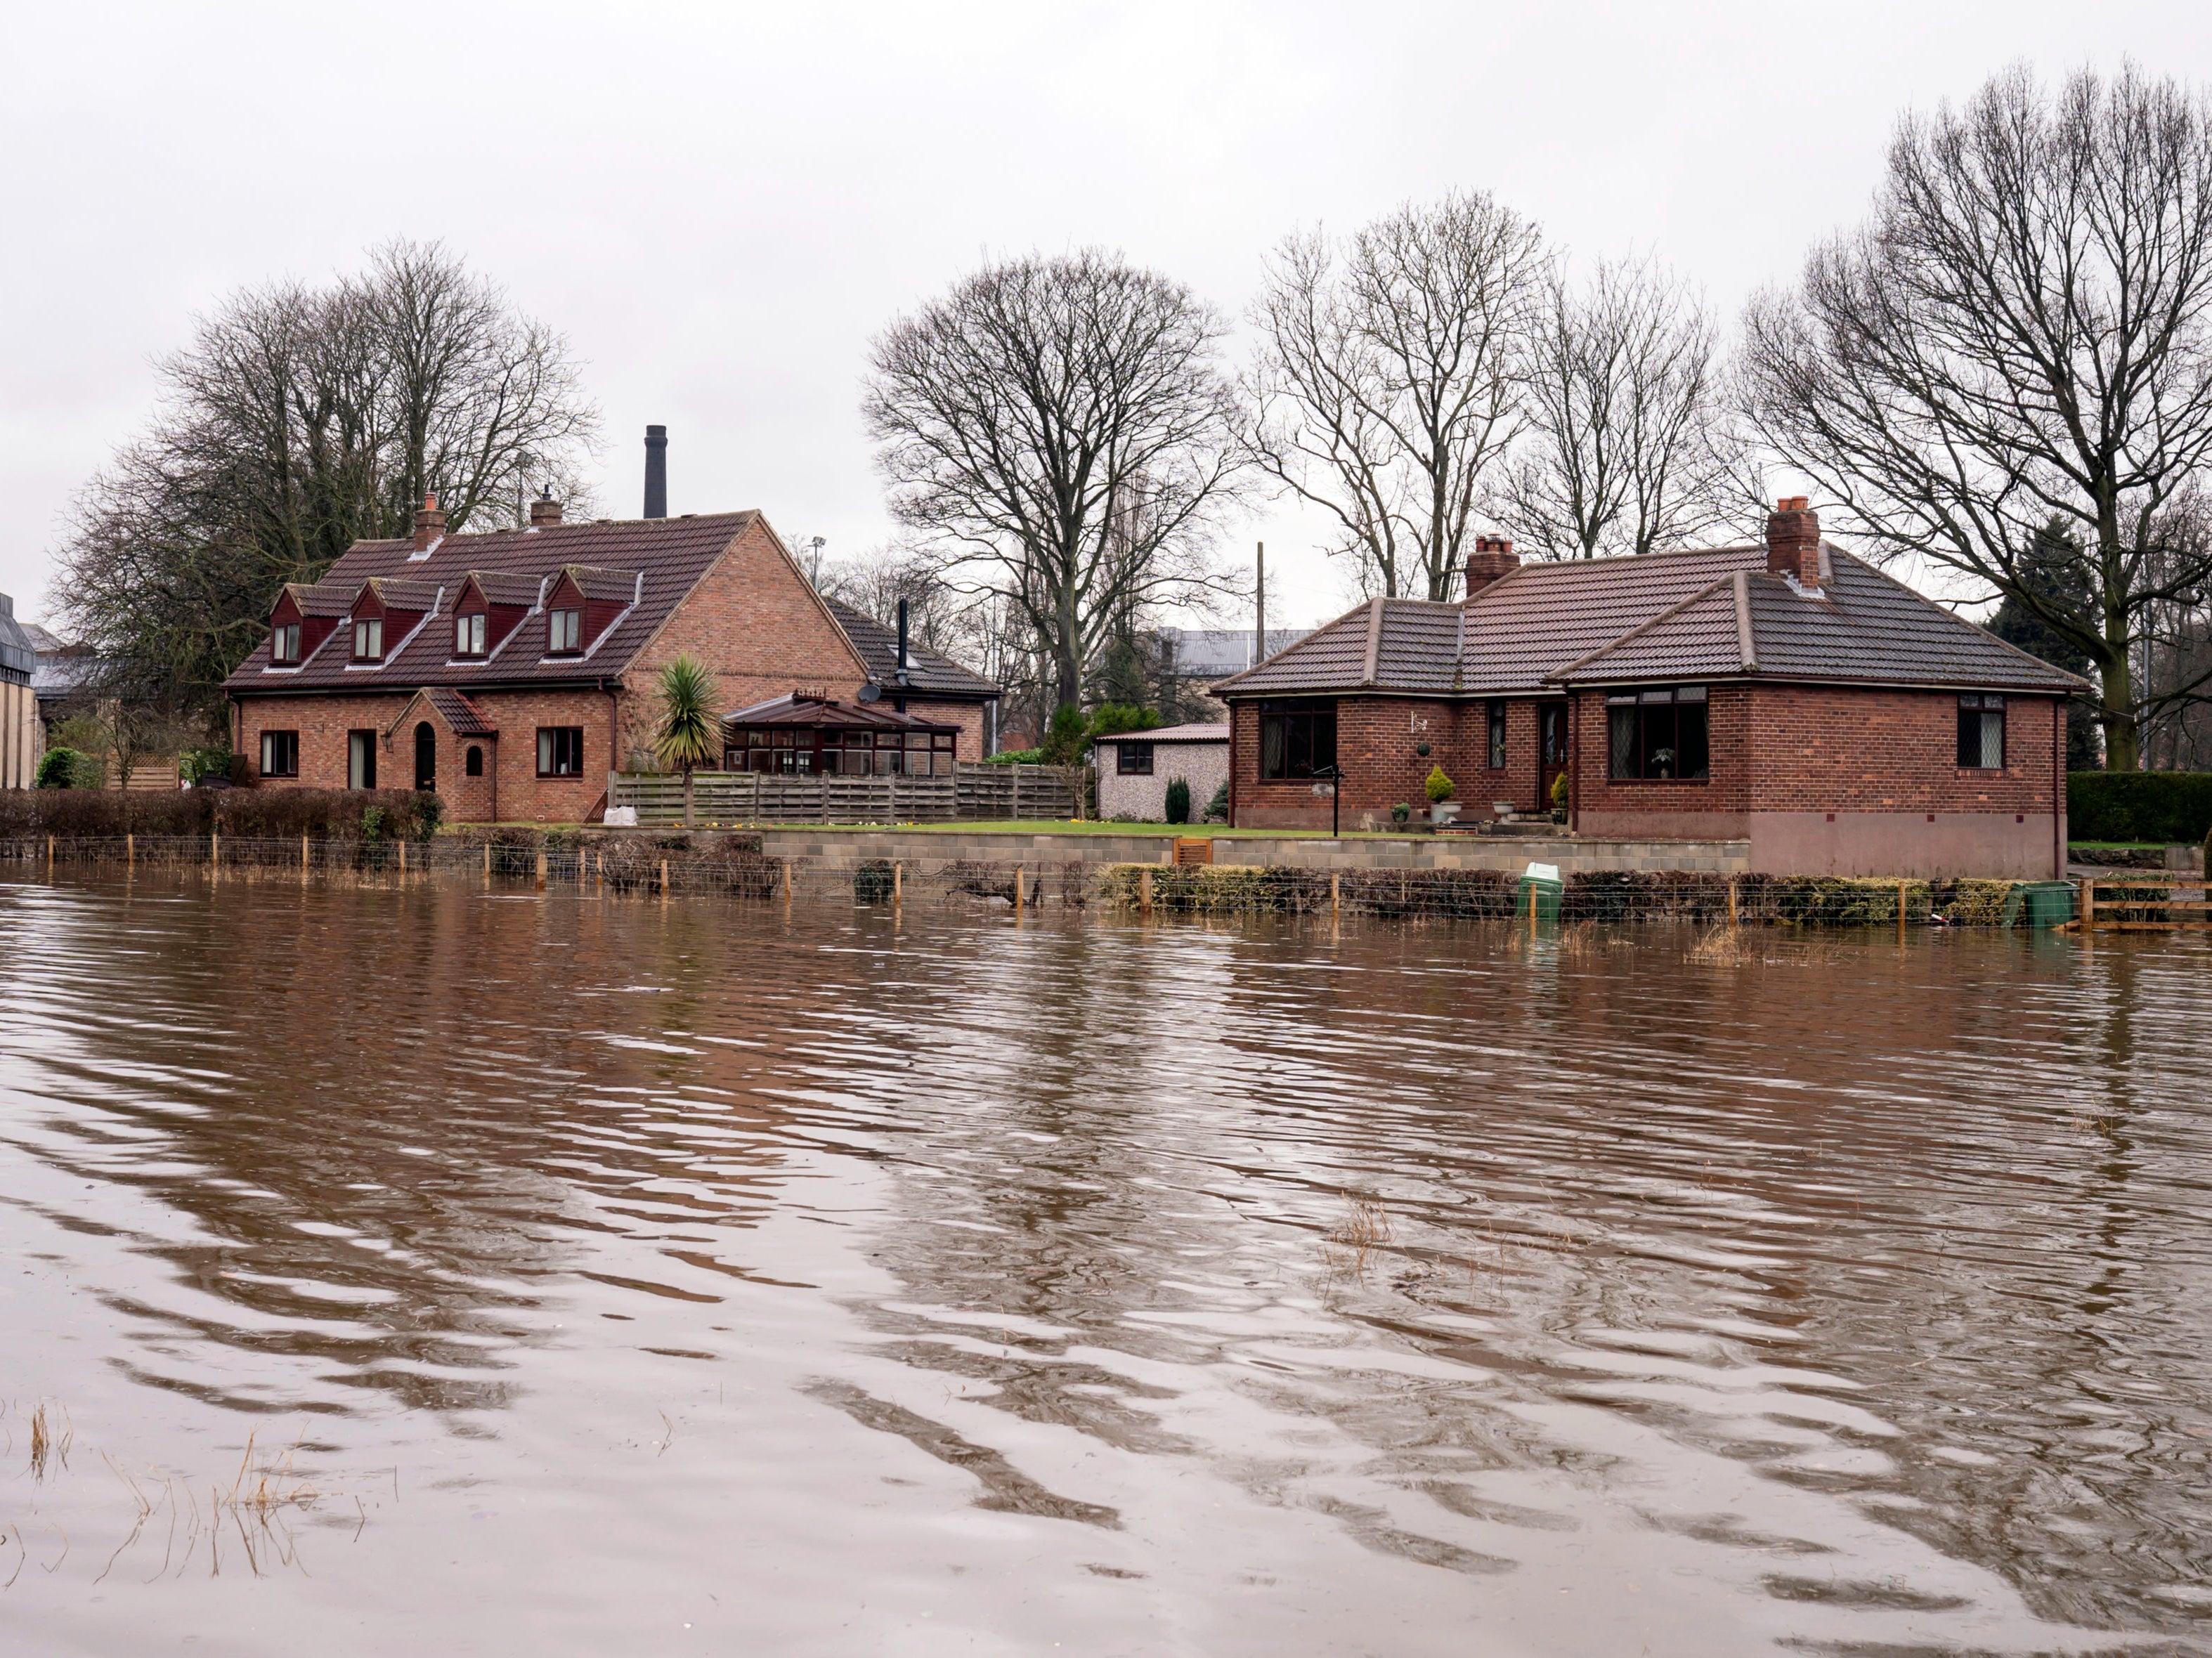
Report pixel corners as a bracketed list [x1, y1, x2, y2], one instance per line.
[1320, 1197, 1395, 1284]
[1686, 925, 1757, 966]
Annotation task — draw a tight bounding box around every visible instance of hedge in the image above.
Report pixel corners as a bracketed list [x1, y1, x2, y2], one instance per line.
[2068, 771, 2212, 844]
[0, 788, 444, 841]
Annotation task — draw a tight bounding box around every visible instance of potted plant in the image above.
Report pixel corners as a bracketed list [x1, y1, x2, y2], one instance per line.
[1391, 802, 1412, 827]
[1426, 765, 1459, 825]
[1551, 770, 1569, 823]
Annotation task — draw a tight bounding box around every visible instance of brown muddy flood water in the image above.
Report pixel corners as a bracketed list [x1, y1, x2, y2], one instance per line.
[2, 873, 2209, 1657]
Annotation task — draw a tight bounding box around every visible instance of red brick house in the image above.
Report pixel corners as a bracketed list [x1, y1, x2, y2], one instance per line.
[1216, 502, 2085, 877]
[225, 495, 998, 822]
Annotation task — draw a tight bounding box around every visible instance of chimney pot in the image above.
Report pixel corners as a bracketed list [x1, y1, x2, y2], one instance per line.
[1463, 535, 1519, 600]
[1766, 499, 1824, 587]
[412, 492, 446, 553]
[644, 424, 668, 519]
[529, 491, 563, 530]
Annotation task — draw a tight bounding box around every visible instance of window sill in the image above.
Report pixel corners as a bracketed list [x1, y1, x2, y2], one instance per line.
[1601, 776, 1711, 785]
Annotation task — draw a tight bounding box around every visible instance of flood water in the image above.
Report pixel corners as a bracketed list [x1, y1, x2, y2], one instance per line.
[2, 873, 2209, 1657]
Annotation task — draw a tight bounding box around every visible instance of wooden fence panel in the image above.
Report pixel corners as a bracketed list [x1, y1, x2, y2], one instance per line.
[609, 764, 1081, 826]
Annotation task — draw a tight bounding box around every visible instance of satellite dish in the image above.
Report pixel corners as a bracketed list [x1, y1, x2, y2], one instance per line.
[855, 683, 882, 704]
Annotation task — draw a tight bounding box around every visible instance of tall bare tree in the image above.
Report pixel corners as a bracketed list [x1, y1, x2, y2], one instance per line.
[864, 250, 1244, 710]
[52, 240, 598, 725]
[1739, 63, 2212, 771]
[1248, 191, 1544, 599]
[1497, 256, 1738, 559]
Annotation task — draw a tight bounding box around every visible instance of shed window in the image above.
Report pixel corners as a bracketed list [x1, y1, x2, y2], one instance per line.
[538, 726, 585, 777]
[352, 618, 383, 662]
[1487, 700, 1508, 769]
[1958, 694, 2006, 769]
[260, 729, 299, 778]
[455, 613, 486, 657]
[1117, 742, 1154, 776]
[1259, 700, 1336, 780]
[271, 623, 301, 665]
[549, 608, 583, 654]
[1606, 686, 1708, 781]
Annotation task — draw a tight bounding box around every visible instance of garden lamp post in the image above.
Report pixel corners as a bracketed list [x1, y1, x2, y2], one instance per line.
[1315, 763, 1341, 838]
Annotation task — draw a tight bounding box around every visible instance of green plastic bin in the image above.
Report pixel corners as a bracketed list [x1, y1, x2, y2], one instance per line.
[1517, 863, 1563, 924]
[2003, 880, 2077, 929]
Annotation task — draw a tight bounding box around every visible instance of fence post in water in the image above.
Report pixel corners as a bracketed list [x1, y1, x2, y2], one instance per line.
[127, 833, 135, 871]
[1332, 870, 1341, 922]
[1726, 876, 1738, 929]
[535, 852, 547, 891]
[659, 859, 670, 902]
[893, 861, 902, 908]
[212, 833, 219, 878]
[2082, 877, 2096, 932]
[783, 858, 793, 915]
[1138, 866, 1151, 914]
[399, 839, 407, 877]
[46, 834, 52, 876]
[1897, 878, 1907, 929]
[483, 842, 490, 886]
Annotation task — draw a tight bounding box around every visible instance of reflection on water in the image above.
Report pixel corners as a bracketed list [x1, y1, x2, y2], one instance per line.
[1, 873, 2208, 1656]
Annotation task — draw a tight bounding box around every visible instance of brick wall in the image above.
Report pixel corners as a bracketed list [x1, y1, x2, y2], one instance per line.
[1229, 696, 1555, 830]
[623, 517, 870, 766]
[902, 698, 987, 762]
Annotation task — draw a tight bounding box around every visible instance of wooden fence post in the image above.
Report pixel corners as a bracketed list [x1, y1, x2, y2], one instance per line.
[2082, 877, 2096, 932]
[893, 861, 902, 908]
[127, 832, 135, 871]
[483, 842, 491, 885]
[1897, 878, 1907, 929]
[1331, 869, 1341, 922]
[535, 851, 547, 891]
[399, 839, 408, 876]
[1726, 876, 1738, 928]
[1138, 866, 1152, 913]
[659, 859, 670, 901]
[784, 858, 793, 915]
[212, 832, 219, 876]
[1015, 866, 1026, 914]
[46, 833, 52, 875]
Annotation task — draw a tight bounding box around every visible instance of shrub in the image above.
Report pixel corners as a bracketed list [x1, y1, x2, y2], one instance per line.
[1164, 778, 1191, 824]
[985, 748, 1045, 765]
[1204, 781, 1230, 822]
[1551, 770, 1570, 808]
[179, 747, 233, 785]
[1390, 802, 1412, 825]
[2067, 771, 2212, 844]
[1040, 704, 1091, 766]
[37, 748, 97, 790]
[0, 787, 443, 842]
[1088, 702, 1162, 740]
[1424, 765, 1455, 804]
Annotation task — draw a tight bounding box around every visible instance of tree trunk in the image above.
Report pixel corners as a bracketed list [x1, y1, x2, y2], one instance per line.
[2100, 624, 2138, 773]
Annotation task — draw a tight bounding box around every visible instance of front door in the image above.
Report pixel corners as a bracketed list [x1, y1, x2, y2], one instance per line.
[1539, 703, 1569, 813]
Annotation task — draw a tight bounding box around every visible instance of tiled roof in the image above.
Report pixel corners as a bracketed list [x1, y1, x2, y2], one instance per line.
[282, 581, 358, 618]
[559, 565, 644, 604]
[227, 513, 760, 693]
[463, 570, 545, 607]
[363, 576, 443, 612]
[425, 688, 497, 737]
[1218, 544, 2087, 699]
[1089, 722, 1229, 745]
[819, 597, 999, 699]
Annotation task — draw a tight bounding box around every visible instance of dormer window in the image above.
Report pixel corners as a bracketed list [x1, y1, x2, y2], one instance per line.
[353, 618, 384, 662]
[271, 622, 301, 664]
[455, 613, 487, 657]
[549, 608, 583, 654]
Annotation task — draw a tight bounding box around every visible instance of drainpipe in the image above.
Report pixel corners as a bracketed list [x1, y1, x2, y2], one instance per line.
[2053, 693, 2064, 880]
[1566, 690, 1580, 835]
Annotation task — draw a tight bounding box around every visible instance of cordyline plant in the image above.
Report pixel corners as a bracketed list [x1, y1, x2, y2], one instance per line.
[652, 654, 721, 828]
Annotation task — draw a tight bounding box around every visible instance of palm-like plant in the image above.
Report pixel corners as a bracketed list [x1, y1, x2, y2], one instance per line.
[652, 654, 720, 828]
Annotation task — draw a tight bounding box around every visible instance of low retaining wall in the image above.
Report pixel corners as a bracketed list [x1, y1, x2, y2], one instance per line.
[749, 827, 1752, 876]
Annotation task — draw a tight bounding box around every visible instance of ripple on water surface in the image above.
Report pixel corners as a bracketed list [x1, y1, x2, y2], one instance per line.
[1, 873, 2208, 1656]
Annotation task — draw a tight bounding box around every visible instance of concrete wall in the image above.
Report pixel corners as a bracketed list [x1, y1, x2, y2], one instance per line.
[1095, 738, 1230, 821]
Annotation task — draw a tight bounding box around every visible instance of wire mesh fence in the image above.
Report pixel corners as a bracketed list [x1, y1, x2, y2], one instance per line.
[0, 834, 2103, 929]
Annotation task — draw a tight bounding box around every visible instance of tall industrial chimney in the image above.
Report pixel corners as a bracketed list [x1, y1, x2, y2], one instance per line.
[644, 424, 668, 518]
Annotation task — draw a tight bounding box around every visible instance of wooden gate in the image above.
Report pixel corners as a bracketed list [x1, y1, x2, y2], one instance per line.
[2079, 873, 2212, 931]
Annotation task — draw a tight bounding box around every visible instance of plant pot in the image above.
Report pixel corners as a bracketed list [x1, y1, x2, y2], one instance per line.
[1431, 801, 1461, 825]
[1551, 807, 1567, 824]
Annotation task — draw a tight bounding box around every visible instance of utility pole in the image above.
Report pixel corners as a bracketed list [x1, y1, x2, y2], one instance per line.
[1254, 542, 1266, 669]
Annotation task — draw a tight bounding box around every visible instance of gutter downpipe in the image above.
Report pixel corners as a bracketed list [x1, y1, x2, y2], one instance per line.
[2054, 693, 2065, 881]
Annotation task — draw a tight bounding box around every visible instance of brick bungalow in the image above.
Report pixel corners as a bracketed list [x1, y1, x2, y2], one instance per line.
[224, 495, 998, 823]
[1215, 502, 2085, 878]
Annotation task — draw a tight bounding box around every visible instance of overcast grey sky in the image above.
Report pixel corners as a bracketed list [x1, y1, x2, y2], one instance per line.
[6, 1, 2210, 632]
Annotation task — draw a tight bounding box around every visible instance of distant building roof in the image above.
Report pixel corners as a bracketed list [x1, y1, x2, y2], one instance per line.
[724, 692, 959, 731]
[819, 597, 999, 700]
[1216, 545, 2086, 699]
[20, 620, 67, 655]
[1159, 627, 1313, 680]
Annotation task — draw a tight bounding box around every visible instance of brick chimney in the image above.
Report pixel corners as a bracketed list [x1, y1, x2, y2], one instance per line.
[412, 492, 445, 552]
[529, 490, 563, 530]
[1766, 497, 1824, 587]
[1464, 535, 1518, 599]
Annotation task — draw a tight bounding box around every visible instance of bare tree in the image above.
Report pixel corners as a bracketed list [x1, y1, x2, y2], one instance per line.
[1739, 63, 2212, 771]
[864, 250, 1244, 710]
[51, 240, 598, 725]
[1248, 192, 1544, 598]
[1496, 256, 1739, 559]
